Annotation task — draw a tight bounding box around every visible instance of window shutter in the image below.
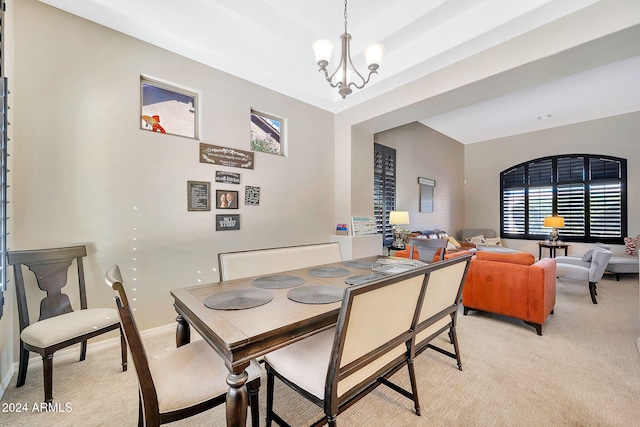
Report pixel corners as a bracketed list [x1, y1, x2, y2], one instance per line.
[528, 186, 553, 235]
[374, 143, 396, 245]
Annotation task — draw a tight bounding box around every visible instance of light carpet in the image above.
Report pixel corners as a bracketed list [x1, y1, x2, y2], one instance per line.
[1, 274, 639, 426]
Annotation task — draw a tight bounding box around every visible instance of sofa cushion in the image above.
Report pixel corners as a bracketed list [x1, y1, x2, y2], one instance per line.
[467, 235, 486, 245]
[476, 251, 535, 266]
[485, 237, 503, 247]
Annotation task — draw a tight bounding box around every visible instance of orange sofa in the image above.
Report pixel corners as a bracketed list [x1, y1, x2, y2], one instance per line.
[462, 251, 556, 335]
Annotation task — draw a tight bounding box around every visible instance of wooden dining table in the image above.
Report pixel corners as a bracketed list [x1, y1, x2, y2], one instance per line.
[170, 255, 410, 427]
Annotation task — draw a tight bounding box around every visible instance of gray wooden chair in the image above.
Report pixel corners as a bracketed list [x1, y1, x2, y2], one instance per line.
[7, 245, 127, 403]
[408, 237, 448, 262]
[264, 266, 430, 426]
[105, 264, 261, 427]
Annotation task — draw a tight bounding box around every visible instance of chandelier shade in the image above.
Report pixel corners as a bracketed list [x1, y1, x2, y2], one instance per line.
[312, 0, 384, 99]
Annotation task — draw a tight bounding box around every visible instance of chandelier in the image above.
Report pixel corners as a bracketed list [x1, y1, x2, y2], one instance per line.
[312, 0, 384, 99]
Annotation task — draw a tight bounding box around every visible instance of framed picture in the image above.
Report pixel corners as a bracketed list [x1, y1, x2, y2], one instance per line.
[187, 181, 210, 211]
[418, 177, 435, 213]
[250, 109, 284, 155]
[245, 186, 260, 206]
[140, 77, 198, 139]
[216, 190, 239, 209]
[216, 214, 240, 231]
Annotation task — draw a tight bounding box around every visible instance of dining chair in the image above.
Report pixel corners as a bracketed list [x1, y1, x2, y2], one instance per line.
[264, 268, 429, 427]
[413, 254, 471, 370]
[407, 237, 448, 262]
[7, 245, 127, 403]
[105, 264, 262, 427]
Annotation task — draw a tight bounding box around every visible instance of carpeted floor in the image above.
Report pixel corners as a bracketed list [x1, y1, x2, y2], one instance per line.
[1, 274, 639, 426]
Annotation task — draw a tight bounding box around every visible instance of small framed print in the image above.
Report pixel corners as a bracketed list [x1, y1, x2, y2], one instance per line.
[216, 214, 240, 231]
[245, 186, 260, 206]
[216, 190, 239, 209]
[187, 181, 210, 211]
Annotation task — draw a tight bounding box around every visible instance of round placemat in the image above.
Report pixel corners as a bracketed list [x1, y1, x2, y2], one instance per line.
[343, 260, 378, 269]
[287, 285, 344, 304]
[345, 274, 384, 286]
[252, 274, 305, 289]
[306, 267, 351, 278]
[204, 289, 273, 310]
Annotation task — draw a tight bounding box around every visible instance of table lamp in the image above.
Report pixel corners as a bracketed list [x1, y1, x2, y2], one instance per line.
[544, 215, 565, 242]
[389, 211, 410, 248]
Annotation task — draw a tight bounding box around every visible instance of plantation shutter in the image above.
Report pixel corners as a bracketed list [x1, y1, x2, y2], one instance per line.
[374, 143, 396, 246]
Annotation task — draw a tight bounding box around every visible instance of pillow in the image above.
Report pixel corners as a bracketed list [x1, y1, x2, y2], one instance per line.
[448, 236, 462, 248]
[446, 242, 457, 250]
[485, 237, 503, 247]
[476, 251, 535, 266]
[624, 235, 639, 256]
[467, 235, 486, 246]
[582, 243, 613, 262]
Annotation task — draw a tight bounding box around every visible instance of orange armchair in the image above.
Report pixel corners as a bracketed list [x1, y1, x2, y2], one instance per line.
[462, 251, 556, 335]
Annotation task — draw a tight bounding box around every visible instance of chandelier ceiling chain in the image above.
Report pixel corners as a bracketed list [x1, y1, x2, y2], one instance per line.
[312, 0, 384, 99]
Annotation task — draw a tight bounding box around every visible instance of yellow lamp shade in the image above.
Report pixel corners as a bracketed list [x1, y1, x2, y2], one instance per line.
[544, 216, 565, 228]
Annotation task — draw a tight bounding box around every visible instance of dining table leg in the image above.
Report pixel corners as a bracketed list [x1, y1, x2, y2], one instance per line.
[226, 363, 249, 427]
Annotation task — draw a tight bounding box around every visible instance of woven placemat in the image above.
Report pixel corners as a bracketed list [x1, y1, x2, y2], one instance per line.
[344, 274, 384, 286]
[343, 260, 378, 269]
[204, 289, 273, 310]
[306, 267, 351, 278]
[252, 274, 305, 289]
[287, 285, 344, 304]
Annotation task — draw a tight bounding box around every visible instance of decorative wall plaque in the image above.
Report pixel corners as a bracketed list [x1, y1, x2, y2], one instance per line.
[215, 171, 241, 184]
[245, 186, 261, 206]
[216, 214, 240, 231]
[200, 143, 254, 169]
[187, 181, 210, 211]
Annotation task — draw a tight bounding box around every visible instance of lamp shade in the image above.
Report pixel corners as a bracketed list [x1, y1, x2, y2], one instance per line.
[312, 39, 333, 65]
[389, 211, 410, 225]
[364, 43, 384, 70]
[544, 216, 565, 228]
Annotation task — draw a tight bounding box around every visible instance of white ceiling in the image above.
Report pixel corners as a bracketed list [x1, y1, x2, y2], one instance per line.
[39, 0, 640, 143]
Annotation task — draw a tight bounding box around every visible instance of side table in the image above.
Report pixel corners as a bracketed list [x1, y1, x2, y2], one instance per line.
[538, 241, 570, 259]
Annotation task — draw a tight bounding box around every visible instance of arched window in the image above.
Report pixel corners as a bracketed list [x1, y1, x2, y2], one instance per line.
[500, 154, 627, 244]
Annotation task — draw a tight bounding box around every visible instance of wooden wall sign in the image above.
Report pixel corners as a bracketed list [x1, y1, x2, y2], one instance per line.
[216, 214, 240, 231]
[215, 171, 241, 184]
[200, 143, 254, 169]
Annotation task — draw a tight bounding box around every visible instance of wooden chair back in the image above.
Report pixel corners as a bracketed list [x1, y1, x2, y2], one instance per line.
[407, 238, 448, 262]
[326, 269, 427, 414]
[218, 242, 342, 281]
[105, 265, 160, 421]
[8, 245, 88, 331]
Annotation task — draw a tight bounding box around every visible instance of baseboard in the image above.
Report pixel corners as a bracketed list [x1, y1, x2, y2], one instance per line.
[11, 322, 178, 373]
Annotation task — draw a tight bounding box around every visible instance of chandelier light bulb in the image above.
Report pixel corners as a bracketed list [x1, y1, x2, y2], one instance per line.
[312, 39, 333, 68]
[364, 43, 384, 70]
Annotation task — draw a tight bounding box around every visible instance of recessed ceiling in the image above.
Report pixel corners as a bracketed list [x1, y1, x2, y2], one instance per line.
[39, 0, 640, 143]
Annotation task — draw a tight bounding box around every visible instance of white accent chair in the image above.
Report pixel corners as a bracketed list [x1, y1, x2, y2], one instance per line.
[105, 265, 262, 427]
[407, 237, 448, 262]
[556, 246, 613, 304]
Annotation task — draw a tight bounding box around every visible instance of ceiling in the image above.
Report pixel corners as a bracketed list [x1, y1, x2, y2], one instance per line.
[40, 0, 640, 144]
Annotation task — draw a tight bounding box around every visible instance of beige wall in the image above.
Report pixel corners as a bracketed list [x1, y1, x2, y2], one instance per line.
[10, 0, 335, 339]
[374, 122, 465, 236]
[464, 111, 640, 256]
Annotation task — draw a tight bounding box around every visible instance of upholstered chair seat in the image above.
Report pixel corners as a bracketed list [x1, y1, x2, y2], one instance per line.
[556, 246, 613, 304]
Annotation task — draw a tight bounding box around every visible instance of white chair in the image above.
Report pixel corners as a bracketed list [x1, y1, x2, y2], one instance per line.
[556, 246, 613, 304]
[7, 245, 126, 403]
[407, 237, 448, 262]
[105, 265, 262, 427]
[264, 267, 430, 426]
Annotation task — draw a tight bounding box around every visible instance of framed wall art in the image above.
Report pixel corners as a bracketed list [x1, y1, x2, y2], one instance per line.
[216, 190, 239, 209]
[418, 177, 435, 213]
[187, 181, 210, 211]
[245, 186, 260, 206]
[216, 214, 240, 231]
[140, 77, 198, 139]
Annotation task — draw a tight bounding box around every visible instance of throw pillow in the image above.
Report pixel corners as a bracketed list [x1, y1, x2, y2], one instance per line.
[582, 243, 613, 262]
[476, 251, 535, 266]
[448, 236, 462, 248]
[624, 235, 639, 256]
[468, 235, 486, 246]
[485, 237, 503, 247]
